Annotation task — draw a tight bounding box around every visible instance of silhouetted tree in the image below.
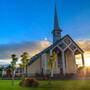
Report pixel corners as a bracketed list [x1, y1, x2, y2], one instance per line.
[11, 54, 18, 86]
[21, 52, 29, 77]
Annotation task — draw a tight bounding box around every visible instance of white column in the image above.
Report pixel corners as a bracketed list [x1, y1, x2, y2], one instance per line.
[73, 52, 77, 73]
[62, 51, 66, 75]
[49, 50, 54, 77]
[81, 53, 86, 75]
[44, 54, 47, 74]
[81, 53, 85, 67]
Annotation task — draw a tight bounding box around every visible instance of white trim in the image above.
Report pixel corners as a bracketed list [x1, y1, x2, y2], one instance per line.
[63, 36, 71, 46]
[57, 45, 63, 51]
[72, 52, 77, 73]
[62, 51, 66, 75]
[74, 47, 78, 53]
[64, 47, 74, 54]
[63, 42, 72, 51]
[81, 53, 85, 66]
[51, 45, 63, 52]
[58, 41, 67, 51]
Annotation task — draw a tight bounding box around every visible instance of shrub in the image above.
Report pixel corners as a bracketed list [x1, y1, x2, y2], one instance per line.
[19, 77, 39, 87]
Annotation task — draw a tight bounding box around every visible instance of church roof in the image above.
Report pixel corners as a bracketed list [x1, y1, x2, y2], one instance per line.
[28, 34, 83, 66]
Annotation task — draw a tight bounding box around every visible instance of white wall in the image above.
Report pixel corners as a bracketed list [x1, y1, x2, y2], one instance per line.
[27, 58, 41, 76]
[41, 53, 48, 75]
[27, 52, 62, 76]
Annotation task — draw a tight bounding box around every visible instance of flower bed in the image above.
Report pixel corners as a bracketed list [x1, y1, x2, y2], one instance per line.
[19, 77, 39, 87]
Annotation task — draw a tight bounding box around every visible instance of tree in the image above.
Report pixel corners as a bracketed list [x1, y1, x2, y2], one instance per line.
[11, 54, 18, 86]
[0, 66, 3, 78]
[48, 51, 57, 84]
[21, 52, 29, 77]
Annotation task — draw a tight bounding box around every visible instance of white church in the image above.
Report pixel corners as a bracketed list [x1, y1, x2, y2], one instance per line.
[27, 5, 85, 76]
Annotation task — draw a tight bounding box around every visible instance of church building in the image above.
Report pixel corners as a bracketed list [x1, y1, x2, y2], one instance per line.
[27, 5, 85, 76]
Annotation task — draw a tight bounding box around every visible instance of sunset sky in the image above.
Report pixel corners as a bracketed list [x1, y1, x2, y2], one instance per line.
[0, 0, 90, 66]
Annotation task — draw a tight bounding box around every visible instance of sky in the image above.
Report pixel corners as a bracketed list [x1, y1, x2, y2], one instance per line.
[0, 0, 90, 65]
[0, 0, 90, 44]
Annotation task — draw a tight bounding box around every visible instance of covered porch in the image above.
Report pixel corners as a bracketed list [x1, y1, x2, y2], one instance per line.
[50, 44, 85, 76]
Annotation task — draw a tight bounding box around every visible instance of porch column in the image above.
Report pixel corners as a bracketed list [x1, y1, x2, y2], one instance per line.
[73, 52, 77, 73]
[62, 51, 66, 75]
[81, 53, 86, 75]
[50, 50, 54, 77]
[81, 53, 85, 67]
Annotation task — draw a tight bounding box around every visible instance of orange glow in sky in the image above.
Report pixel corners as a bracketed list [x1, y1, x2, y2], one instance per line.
[84, 52, 90, 66]
[76, 52, 90, 67]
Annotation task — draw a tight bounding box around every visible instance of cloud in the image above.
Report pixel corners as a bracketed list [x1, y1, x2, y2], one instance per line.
[76, 39, 90, 52]
[0, 40, 51, 59]
[1, 39, 90, 60]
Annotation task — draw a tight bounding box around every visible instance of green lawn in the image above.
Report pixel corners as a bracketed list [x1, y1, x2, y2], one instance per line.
[0, 80, 90, 90]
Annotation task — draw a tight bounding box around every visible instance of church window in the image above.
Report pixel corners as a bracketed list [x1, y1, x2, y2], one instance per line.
[59, 42, 66, 50]
[64, 37, 71, 45]
[69, 43, 76, 51]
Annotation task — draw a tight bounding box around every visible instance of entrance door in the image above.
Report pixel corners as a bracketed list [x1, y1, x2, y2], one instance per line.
[53, 47, 63, 75]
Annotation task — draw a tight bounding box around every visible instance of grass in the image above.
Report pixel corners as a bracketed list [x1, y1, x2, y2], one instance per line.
[0, 80, 90, 90]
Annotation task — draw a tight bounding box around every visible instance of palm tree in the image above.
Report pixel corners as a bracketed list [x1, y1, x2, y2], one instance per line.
[11, 54, 18, 70]
[11, 54, 18, 86]
[21, 52, 29, 77]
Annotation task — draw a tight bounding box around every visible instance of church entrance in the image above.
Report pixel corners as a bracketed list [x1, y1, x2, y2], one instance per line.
[53, 47, 63, 75]
[65, 48, 75, 74]
[57, 52, 63, 75]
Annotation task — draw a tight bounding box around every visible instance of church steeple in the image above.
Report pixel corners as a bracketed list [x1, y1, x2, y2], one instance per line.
[52, 4, 62, 43]
[54, 5, 60, 30]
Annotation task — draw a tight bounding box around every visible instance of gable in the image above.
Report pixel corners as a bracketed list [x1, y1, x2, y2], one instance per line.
[63, 35, 83, 53]
[49, 34, 83, 53]
[28, 34, 83, 65]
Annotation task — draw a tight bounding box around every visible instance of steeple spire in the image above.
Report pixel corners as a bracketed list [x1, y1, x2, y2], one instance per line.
[54, 4, 60, 30]
[52, 2, 62, 43]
